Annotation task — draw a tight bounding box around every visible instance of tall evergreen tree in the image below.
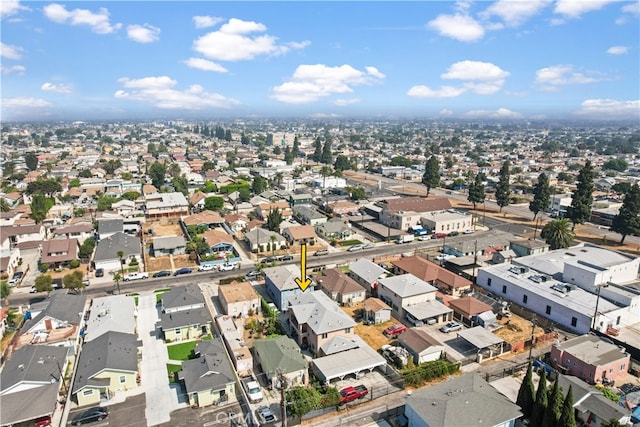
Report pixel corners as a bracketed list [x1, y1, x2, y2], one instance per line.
[610, 184, 640, 244]
[495, 160, 511, 212]
[559, 385, 576, 427]
[422, 155, 440, 196]
[265, 209, 283, 232]
[312, 137, 322, 162]
[532, 370, 548, 426]
[529, 173, 552, 220]
[542, 378, 563, 427]
[467, 174, 486, 209]
[24, 152, 39, 171]
[516, 363, 536, 419]
[292, 136, 300, 158]
[321, 139, 333, 165]
[566, 160, 595, 229]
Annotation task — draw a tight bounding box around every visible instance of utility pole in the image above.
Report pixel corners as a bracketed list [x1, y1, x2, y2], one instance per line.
[279, 372, 287, 427]
[472, 240, 478, 284]
[528, 316, 537, 363]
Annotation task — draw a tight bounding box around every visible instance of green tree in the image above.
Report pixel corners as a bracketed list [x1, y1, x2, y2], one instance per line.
[63, 270, 85, 293]
[202, 161, 216, 172]
[610, 184, 640, 244]
[602, 158, 628, 172]
[495, 160, 511, 212]
[334, 155, 352, 172]
[204, 196, 224, 211]
[102, 159, 122, 175]
[566, 160, 595, 229]
[25, 152, 38, 171]
[541, 218, 575, 249]
[113, 271, 122, 295]
[148, 162, 167, 189]
[0, 281, 11, 303]
[238, 187, 251, 202]
[30, 193, 54, 223]
[542, 378, 564, 427]
[347, 186, 366, 201]
[529, 173, 552, 220]
[121, 191, 141, 201]
[292, 136, 300, 158]
[312, 137, 322, 162]
[117, 250, 125, 281]
[97, 195, 117, 211]
[34, 274, 53, 293]
[559, 386, 576, 427]
[68, 178, 81, 188]
[321, 139, 333, 165]
[467, 174, 486, 209]
[172, 175, 189, 196]
[422, 156, 440, 197]
[0, 199, 10, 212]
[516, 363, 536, 419]
[266, 209, 283, 232]
[532, 370, 548, 426]
[78, 238, 96, 259]
[600, 419, 622, 427]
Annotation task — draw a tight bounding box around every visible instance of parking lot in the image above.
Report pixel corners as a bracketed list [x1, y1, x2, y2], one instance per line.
[67, 393, 146, 427]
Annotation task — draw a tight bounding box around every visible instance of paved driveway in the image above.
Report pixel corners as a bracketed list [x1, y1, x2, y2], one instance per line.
[137, 294, 186, 426]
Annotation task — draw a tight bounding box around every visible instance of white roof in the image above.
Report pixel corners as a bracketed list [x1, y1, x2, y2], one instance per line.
[378, 274, 437, 297]
[312, 336, 386, 383]
[84, 294, 136, 342]
[457, 326, 504, 349]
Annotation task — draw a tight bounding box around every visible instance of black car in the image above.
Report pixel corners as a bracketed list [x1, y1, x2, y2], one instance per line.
[71, 407, 108, 425]
[279, 255, 294, 261]
[261, 256, 276, 264]
[174, 267, 192, 276]
[153, 270, 171, 278]
[95, 268, 104, 277]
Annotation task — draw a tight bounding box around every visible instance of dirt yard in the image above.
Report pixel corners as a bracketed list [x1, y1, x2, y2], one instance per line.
[142, 221, 197, 272]
[341, 302, 398, 350]
[493, 314, 545, 345]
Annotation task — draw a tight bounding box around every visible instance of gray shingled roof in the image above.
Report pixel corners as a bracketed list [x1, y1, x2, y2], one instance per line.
[161, 284, 204, 311]
[349, 259, 389, 285]
[159, 307, 211, 330]
[97, 218, 123, 235]
[1, 345, 67, 392]
[179, 338, 235, 393]
[288, 291, 357, 335]
[24, 290, 86, 332]
[152, 235, 186, 250]
[72, 331, 140, 394]
[93, 232, 141, 262]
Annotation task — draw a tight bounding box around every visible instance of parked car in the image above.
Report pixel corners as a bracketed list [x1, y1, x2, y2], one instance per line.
[278, 255, 294, 261]
[30, 285, 38, 293]
[383, 324, 407, 337]
[153, 270, 171, 278]
[246, 270, 263, 279]
[348, 244, 364, 252]
[435, 253, 455, 261]
[173, 268, 192, 276]
[440, 321, 463, 333]
[124, 272, 149, 281]
[256, 405, 277, 425]
[261, 256, 277, 264]
[242, 376, 264, 403]
[313, 249, 329, 256]
[362, 243, 374, 249]
[339, 385, 369, 405]
[218, 263, 237, 272]
[198, 264, 216, 272]
[463, 229, 475, 234]
[95, 268, 104, 277]
[448, 231, 460, 237]
[8, 271, 24, 286]
[418, 235, 431, 241]
[71, 407, 108, 425]
[433, 233, 447, 239]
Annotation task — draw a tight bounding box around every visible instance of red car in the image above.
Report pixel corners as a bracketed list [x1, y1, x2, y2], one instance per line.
[383, 324, 407, 337]
[433, 233, 447, 239]
[339, 385, 368, 404]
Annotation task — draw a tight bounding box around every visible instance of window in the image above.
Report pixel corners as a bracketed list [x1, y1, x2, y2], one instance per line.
[617, 316, 621, 325]
[502, 285, 507, 294]
[83, 389, 93, 396]
[119, 376, 126, 384]
[621, 364, 626, 371]
[344, 328, 351, 334]
[522, 294, 528, 304]
[571, 317, 577, 327]
[321, 333, 328, 339]
[546, 305, 551, 315]
[487, 278, 492, 287]
[175, 328, 181, 334]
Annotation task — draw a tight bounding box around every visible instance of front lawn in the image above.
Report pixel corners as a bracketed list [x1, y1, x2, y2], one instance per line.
[338, 239, 362, 247]
[167, 341, 197, 361]
[167, 363, 182, 383]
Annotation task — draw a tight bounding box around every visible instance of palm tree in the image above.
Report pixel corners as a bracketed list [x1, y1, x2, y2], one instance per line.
[117, 250, 125, 278]
[541, 218, 575, 250]
[113, 271, 122, 295]
[270, 235, 277, 257]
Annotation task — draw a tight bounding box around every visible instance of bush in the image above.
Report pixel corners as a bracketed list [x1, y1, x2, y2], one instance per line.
[40, 263, 49, 272]
[129, 258, 139, 266]
[401, 359, 461, 387]
[69, 259, 80, 269]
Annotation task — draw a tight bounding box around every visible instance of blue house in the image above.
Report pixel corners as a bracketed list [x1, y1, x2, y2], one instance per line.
[263, 265, 314, 311]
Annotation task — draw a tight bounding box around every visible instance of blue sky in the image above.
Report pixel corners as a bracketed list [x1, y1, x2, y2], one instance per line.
[1, 0, 639, 122]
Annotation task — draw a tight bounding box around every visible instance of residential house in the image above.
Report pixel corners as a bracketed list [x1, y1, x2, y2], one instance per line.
[348, 259, 390, 295]
[378, 197, 452, 231]
[0, 345, 68, 426]
[289, 193, 313, 206]
[179, 338, 236, 408]
[97, 218, 124, 240]
[51, 222, 94, 243]
[510, 239, 549, 257]
[448, 296, 494, 327]
[326, 200, 359, 216]
[20, 291, 86, 348]
[201, 229, 234, 255]
[152, 235, 186, 256]
[93, 232, 142, 272]
[3, 223, 46, 249]
[189, 191, 207, 211]
[161, 284, 205, 313]
[252, 336, 309, 388]
[282, 224, 317, 246]
[0, 247, 21, 279]
[362, 298, 392, 324]
[421, 210, 473, 235]
[40, 238, 79, 269]
[391, 256, 472, 297]
[111, 199, 136, 217]
[256, 201, 292, 220]
[263, 264, 313, 311]
[287, 291, 357, 355]
[397, 328, 445, 364]
[0, 307, 8, 338]
[244, 228, 287, 254]
[216, 315, 253, 375]
[159, 284, 211, 341]
[404, 373, 522, 427]
[293, 205, 327, 226]
[218, 280, 261, 318]
[145, 192, 189, 219]
[314, 219, 352, 241]
[83, 294, 136, 342]
[224, 213, 250, 236]
[73, 331, 141, 406]
[182, 210, 225, 229]
[550, 334, 631, 385]
[376, 274, 453, 325]
[317, 268, 366, 306]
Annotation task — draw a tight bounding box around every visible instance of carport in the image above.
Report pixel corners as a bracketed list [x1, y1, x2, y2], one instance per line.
[456, 326, 506, 362]
[312, 342, 387, 385]
[404, 300, 453, 324]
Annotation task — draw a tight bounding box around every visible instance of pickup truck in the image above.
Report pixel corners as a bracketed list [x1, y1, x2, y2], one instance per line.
[124, 272, 149, 281]
[339, 385, 368, 405]
[241, 376, 263, 403]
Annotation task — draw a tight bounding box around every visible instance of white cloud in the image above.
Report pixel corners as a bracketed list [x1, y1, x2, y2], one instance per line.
[407, 85, 467, 98]
[0, 0, 29, 18]
[554, 0, 622, 18]
[193, 18, 309, 61]
[438, 109, 454, 116]
[184, 57, 228, 73]
[427, 13, 485, 42]
[465, 108, 523, 119]
[114, 76, 240, 110]
[482, 0, 551, 27]
[1, 64, 25, 75]
[193, 15, 223, 29]
[2, 97, 51, 107]
[0, 42, 23, 60]
[270, 64, 385, 104]
[573, 99, 640, 120]
[127, 24, 160, 43]
[534, 65, 607, 90]
[622, 2, 639, 15]
[43, 3, 121, 34]
[41, 82, 72, 94]
[607, 45, 628, 55]
[333, 98, 361, 106]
